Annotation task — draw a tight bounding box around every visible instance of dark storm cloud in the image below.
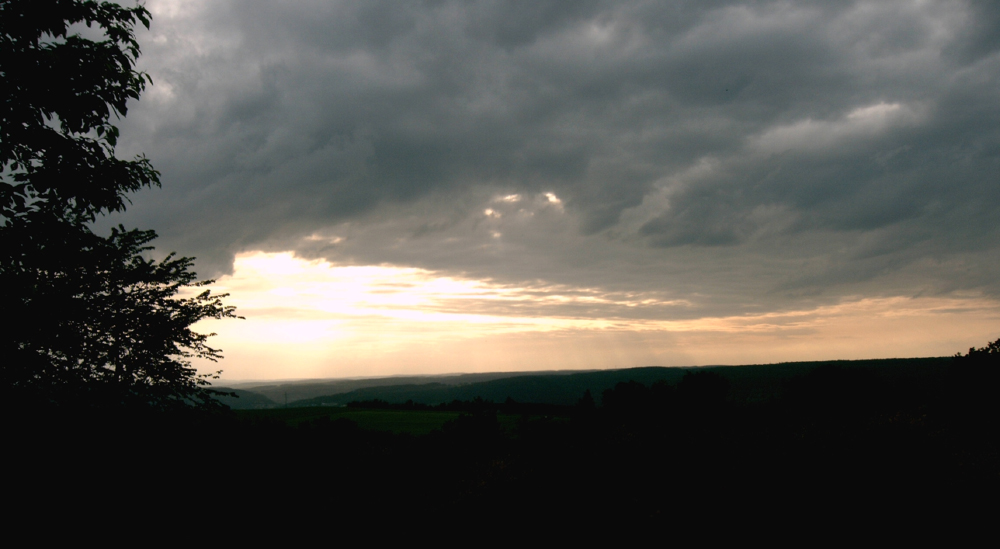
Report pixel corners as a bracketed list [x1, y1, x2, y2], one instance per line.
[110, 0, 1000, 312]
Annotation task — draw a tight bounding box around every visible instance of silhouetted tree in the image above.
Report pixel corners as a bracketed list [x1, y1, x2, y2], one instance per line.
[948, 337, 1000, 423]
[602, 380, 651, 415]
[952, 338, 1000, 378]
[1, 1, 238, 410]
[677, 370, 730, 407]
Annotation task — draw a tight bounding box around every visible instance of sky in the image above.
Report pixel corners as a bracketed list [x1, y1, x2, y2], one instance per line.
[104, 0, 1000, 380]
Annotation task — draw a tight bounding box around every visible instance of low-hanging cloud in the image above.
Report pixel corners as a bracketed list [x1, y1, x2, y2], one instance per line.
[107, 0, 1000, 323]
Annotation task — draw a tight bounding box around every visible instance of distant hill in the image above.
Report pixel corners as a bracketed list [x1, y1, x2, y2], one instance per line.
[217, 370, 580, 404]
[211, 388, 280, 410]
[282, 357, 952, 407]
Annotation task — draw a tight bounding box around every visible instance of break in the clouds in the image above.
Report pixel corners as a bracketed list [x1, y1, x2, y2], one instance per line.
[103, 0, 1000, 377]
[197, 251, 997, 378]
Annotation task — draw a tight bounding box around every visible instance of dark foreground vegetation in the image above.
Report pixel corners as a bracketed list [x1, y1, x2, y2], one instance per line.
[6, 2, 994, 534]
[12, 343, 998, 530]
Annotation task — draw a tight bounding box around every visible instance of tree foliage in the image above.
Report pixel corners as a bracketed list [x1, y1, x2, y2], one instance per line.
[1, 1, 239, 410]
[949, 337, 999, 420]
[1, 0, 157, 219]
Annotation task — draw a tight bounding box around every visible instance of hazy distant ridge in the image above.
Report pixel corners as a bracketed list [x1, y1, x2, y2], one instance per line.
[219, 358, 951, 409]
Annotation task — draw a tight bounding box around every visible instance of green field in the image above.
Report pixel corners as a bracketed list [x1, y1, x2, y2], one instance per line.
[236, 407, 456, 435]
[236, 406, 535, 435]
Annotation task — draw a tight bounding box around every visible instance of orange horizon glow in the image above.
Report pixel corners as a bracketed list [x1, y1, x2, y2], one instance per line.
[192, 251, 1000, 381]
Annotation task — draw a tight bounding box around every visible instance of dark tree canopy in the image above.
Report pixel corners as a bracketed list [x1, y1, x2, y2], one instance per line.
[1, 0, 158, 219]
[949, 337, 1000, 419]
[1, 1, 239, 410]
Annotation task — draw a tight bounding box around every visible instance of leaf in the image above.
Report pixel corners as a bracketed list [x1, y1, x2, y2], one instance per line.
[2, 0, 239, 412]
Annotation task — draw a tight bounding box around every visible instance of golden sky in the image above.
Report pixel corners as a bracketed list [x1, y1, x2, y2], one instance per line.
[195, 251, 1000, 380]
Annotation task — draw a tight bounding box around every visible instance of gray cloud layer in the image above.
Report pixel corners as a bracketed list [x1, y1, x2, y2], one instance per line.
[108, 0, 1000, 317]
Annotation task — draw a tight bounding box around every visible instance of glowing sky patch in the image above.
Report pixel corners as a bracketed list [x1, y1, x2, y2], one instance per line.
[196, 252, 1000, 380]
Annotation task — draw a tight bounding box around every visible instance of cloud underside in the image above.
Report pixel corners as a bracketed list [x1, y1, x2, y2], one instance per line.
[109, 0, 1000, 320]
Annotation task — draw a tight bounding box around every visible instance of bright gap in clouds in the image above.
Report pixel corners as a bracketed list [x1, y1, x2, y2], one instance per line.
[193, 252, 1000, 381]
